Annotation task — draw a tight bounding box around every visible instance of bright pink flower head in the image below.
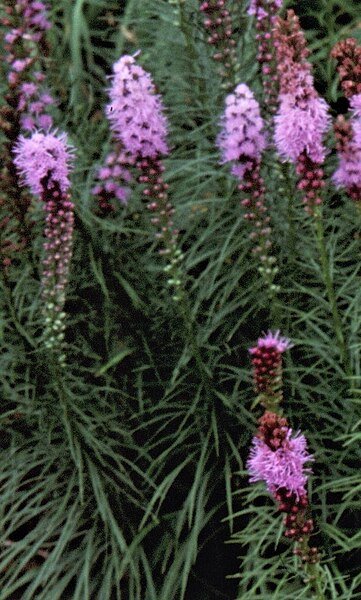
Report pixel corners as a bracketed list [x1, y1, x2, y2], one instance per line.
[106, 54, 169, 159]
[249, 330, 293, 355]
[13, 130, 74, 195]
[274, 94, 330, 164]
[217, 83, 266, 179]
[247, 429, 313, 499]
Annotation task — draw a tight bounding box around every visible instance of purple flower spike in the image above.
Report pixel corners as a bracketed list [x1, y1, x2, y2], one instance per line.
[14, 130, 75, 362]
[13, 131, 74, 195]
[247, 429, 313, 500]
[106, 55, 169, 159]
[274, 95, 330, 164]
[217, 83, 266, 179]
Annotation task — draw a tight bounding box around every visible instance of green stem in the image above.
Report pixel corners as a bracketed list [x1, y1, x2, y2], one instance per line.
[177, 0, 208, 102]
[305, 561, 325, 600]
[178, 293, 213, 401]
[313, 209, 351, 378]
[49, 358, 84, 500]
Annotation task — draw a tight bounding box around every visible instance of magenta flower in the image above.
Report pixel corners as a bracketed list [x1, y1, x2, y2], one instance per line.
[247, 429, 313, 499]
[106, 54, 169, 159]
[274, 94, 330, 163]
[217, 83, 266, 179]
[273, 11, 331, 165]
[249, 330, 293, 355]
[13, 131, 73, 195]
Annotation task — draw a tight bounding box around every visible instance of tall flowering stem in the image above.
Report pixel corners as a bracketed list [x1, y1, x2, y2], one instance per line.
[106, 54, 183, 300]
[274, 10, 330, 216]
[247, 333, 325, 598]
[106, 54, 213, 396]
[199, 0, 237, 88]
[217, 83, 278, 297]
[273, 11, 350, 376]
[0, 0, 54, 267]
[247, 0, 283, 114]
[14, 131, 74, 364]
[331, 40, 361, 209]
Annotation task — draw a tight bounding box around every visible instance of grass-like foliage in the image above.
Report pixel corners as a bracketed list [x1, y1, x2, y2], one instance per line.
[0, 0, 361, 598]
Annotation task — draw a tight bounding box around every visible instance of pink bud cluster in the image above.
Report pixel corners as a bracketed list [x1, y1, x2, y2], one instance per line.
[137, 156, 179, 257]
[14, 131, 74, 362]
[218, 84, 278, 293]
[199, 0, 237, 85]
[92, 148, 134, 215]
[247, 0, 283, 111]
[273, 11, 331, 215]
[331, 38, 361, 99]
[249, 330, 292, 407]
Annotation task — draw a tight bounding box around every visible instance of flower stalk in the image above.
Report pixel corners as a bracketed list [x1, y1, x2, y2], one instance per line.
[247, 331, 325, 599]
[14, 130, 75, 364]
[217, 83, 279, 297]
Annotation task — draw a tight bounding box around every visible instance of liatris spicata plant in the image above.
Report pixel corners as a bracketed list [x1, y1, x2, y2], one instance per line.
[249, 330, 292, 410]
[106, 54, 183, 299]
[14, 131, 74, 363]
[247, 0, 283, 113]
[217, 83, 278, 295]
[273, 10, 331, 216]
[199, 0, 237, 87]
[0, 0, 54, 265]
[247, 333, 324, 596]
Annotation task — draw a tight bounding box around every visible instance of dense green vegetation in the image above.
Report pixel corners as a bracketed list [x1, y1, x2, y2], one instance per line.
[1, 0, 360, 598]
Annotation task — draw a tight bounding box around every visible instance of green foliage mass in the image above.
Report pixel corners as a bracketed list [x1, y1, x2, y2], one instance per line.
[0, 0, 361, 598]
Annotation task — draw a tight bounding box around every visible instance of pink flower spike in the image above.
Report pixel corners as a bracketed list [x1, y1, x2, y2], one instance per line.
[13, 130, 74, 196]
[247, 429, 313, 500]
[106, 54, 169, 159]
[217, 83, 266, 178]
